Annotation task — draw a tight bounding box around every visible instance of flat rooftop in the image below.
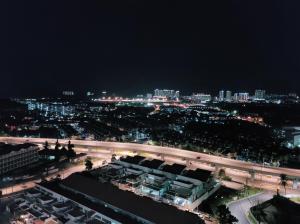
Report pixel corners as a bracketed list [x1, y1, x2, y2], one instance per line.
[183, 169, 212, 182]
[39, 180, 140, 224]
[0, 142, 37, 156]
[161, 164, 186, 175]
[41, 173, 203, 224]
[140, 159, 164, 169]
[120, 155, 146, 165]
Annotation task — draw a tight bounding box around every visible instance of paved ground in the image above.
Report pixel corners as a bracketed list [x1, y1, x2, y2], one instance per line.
[228, 191, 274, 224]
[0, 196, 13, 223]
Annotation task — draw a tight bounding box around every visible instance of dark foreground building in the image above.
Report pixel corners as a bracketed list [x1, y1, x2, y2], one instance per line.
[0, 143, 39, 175]
[250, 195, 300, 224]
[38, 173, 204, 224]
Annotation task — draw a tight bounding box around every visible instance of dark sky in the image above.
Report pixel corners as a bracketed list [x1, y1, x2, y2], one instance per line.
[0, 0, 299, 97]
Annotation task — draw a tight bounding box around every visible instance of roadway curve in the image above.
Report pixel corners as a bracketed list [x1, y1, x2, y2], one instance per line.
[1, 137, 300, 179]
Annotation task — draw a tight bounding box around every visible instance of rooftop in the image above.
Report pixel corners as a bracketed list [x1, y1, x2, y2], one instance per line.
[39, 180, 140, 224]
[140, 159, 164, 169]
[120, 155, 146, 165]
[41, 173, 203, 224]
[0, 142, 37, 156]
[161, 164, 186, 175]
[68, 209, 85, 218]
[183, 169, 212, 182]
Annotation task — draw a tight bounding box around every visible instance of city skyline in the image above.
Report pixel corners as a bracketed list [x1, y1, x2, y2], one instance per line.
[1, 1, 300, 224]
[2, 87, 299, 99]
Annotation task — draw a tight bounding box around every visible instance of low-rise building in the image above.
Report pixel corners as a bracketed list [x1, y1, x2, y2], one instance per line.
[0, 143, 39, 176]
[6, 174, 202, 224]
[99, 156, 220, 211]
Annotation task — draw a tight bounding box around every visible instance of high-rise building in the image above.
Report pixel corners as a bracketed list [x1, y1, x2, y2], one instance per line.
[62, 91, 75, 96]
[254, 90, 266, 100]
[233, 93, 239, 102]
[238, 92, 249, 102]
[225, 91, 232, 102]
[192, 93, 212, 103]
[154, 89, 179, 99]
[175, 91, 180, 99]
[219, 90, 224, 101]
[146, 93, 153, 99]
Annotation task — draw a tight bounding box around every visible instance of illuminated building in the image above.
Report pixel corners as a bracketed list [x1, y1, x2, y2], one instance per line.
[62, 91, 75, 96]
[219, 90, 224, 101]
[233, 93, 239, 102]
[192, 93, 212, 103]
[154, 89, 180, 99]
[254, 89, 266, 100]
[283, 127, 300, 148]
[225, 90, 232, 102]
[87, 91, 95, 97]
[146, 93, 153, 99]
[238, 92, 249, 102]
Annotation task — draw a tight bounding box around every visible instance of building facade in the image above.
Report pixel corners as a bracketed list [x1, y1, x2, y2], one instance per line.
[0, 143, 39, 175]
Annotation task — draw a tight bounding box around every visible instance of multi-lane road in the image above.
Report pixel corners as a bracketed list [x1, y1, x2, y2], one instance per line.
[228, 192, 274, 224]
[1, 137, 300, 192]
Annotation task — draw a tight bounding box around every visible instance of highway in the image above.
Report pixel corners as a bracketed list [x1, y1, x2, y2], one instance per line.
[2, 136, 300, 224]
[2, 137, 300, 178]
[1, 137, 300, 193]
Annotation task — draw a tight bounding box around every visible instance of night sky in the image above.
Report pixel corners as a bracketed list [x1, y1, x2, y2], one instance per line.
[0, 1, 299, 97]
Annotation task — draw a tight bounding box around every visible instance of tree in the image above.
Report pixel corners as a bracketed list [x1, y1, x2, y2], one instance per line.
[67, 140, 74, 151]
[66, 148, 76, 160]
[85, 158, 93, 171]
[54, 139, 61, 151]
[61, 146, 67, 152]
[218, 169, 226, 179]
[111, 154, 117, 161]
[66, 140, 76, 160]
[44, 141, 49, 150]
[280, 174, 288, 195]
[216, 205, 238, 224]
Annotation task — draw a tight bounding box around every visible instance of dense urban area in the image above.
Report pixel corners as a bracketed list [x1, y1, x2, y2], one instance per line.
[2, 89, 300, 167]
[1, 89, 300, 224]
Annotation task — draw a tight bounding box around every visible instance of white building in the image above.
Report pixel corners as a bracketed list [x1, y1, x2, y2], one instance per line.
[238, 92, 249, 102]
[254, 90, 266, 100]
[192, 94, 212, 103]
[225, 91, 232, 102]
[219, 90, 224, 102]
[62, 91, 75, 96]
[154, 89, 180, 99]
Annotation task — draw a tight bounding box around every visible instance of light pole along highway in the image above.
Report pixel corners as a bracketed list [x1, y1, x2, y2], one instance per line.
[1, 137, 300, 192]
